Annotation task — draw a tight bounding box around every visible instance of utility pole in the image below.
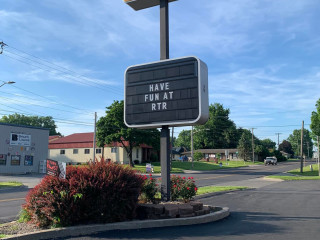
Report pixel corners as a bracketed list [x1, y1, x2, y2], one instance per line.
[317, 136, 320, 176]
[275, 133, 282, 150]
[93, 112, 97, 163]
[170, 127, 174, 168]
[300, 120, 304, 173]
[251, 128, 256, 163]
[191, 126, 194, 169]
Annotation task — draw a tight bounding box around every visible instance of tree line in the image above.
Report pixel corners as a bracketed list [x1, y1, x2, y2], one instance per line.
[2, 97, 319, 164]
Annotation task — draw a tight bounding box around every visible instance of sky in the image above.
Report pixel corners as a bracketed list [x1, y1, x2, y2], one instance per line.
[0, 0, 320, 146]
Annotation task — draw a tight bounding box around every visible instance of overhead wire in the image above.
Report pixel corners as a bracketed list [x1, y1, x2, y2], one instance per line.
[0, 94, 94, 116]
[3, 48, 123, 95]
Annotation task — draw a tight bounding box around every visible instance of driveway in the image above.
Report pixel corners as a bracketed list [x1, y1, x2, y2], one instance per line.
[60, 180, 320, 240]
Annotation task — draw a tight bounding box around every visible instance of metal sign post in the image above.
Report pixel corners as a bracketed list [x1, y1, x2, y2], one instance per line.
[124, 0, 208, 202]
[160, 0, 170, 201]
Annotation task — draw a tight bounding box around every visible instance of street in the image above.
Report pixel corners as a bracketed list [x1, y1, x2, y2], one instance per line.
[184, 160, 303, 187]
[0, 161, 306, 224]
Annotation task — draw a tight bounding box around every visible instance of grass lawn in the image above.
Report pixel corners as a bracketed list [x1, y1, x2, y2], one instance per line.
[268, 175, 320, 181]
[133, 160, 262, 173]
[0, 181, 23, 188]
[268, 164, 320, 181]
[151, 185, 249, 201]
[289, 164, 319, 176]
[196, 186, 249, 195]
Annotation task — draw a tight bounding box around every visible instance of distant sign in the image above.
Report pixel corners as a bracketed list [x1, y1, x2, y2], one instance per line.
[46, 159, 66, 179]
[124, 56, 209, 128]
[10, 133, 31, 146]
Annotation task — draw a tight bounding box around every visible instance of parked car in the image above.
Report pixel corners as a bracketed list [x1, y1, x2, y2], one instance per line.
[264, 157, 277, 165]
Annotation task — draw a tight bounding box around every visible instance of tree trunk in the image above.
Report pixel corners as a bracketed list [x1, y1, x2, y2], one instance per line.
[129, 145, 134, 167]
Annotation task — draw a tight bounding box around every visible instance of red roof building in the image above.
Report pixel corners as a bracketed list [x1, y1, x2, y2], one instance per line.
[48, 132, 153, 164]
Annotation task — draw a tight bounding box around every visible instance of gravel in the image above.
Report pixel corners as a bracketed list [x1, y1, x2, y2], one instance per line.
[0, 221, 40, 237]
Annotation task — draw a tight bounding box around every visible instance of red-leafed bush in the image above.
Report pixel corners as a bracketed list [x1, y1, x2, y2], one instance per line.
[23, 160, 144, 227]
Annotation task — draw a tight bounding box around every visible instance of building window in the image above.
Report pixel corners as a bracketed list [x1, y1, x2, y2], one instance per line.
[11, 155, 21, 166]
[136, 148, 139, 158]
[84, 149, 90, 154]
[0, 154, 7, 165]
[96, 148, 102, 154]
[24, 155, 33, 166]
[111, 147, 117, 153]
[60, 150, 65, 155]
[73, 149, 78, 154]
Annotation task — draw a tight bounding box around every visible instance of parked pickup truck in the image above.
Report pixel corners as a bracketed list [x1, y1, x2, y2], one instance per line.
[264, 157, 277, 165]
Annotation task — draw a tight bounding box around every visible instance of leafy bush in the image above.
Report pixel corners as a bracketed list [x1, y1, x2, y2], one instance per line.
[133, 160, 140, 165]
[273, 150, 287, 162]
[140, 174, 159, 203]
[170, 175, 197, 202]
[193, 151, 203, 161]
[22, 160, 144, 227]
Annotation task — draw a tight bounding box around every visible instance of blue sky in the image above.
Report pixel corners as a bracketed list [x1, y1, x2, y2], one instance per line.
[0, 0, 319, 145]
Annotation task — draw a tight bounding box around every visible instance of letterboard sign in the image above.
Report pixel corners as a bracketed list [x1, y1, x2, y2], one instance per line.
[124, 56, 209, 128]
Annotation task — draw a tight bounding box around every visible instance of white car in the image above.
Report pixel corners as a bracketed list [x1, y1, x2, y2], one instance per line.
[264, 157, 277, 165]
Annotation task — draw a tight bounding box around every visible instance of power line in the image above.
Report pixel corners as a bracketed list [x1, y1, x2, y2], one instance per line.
[2, 43, 123, 95]
[8, 84, 94, 114]
[0, 94, 93, 116]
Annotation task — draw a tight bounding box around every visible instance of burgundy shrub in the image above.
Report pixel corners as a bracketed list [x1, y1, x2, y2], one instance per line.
[23, 160, 144, 227]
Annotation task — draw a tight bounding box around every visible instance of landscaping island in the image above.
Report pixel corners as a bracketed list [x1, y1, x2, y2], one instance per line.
[0, 160, 231, 239]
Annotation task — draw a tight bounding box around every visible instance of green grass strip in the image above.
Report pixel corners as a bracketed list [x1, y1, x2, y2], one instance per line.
[267, 164, 320, 180]
[0, 234, 8, 239]
[0, 181, 23, 188]
[197, 186, 249, 195]
[268, 175, 320, 181]
[288, 164, 319, 176]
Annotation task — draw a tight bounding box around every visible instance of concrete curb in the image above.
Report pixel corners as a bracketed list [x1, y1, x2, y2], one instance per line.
[3, 206, 229, 240]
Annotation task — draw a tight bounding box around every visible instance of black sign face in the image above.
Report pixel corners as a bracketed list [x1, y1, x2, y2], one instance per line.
[124, 56, 208, 128]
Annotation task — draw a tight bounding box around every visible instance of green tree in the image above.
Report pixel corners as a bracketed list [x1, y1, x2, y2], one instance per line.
[260, 138, 276, 151]
[287, 129, 313, 158]
[279, 140, 294, 155]
[0, 113, 60, 136]
[194, 103, 238, 149]
[310, 98, 320, 138]
[175, 130, 191, 150]
[237, 131, 252, 161]
[96, 100, 160, 167]
[254, 143, 269, 162]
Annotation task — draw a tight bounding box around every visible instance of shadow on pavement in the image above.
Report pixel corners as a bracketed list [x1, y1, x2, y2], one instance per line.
[59, 211, 288, 240]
